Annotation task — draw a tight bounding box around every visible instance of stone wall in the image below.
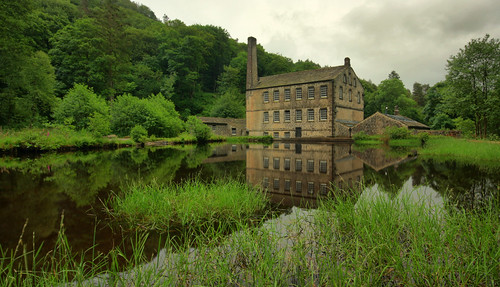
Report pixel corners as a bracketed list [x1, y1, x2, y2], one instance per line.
[199, 117, 246, 137]
[352, 112, 405, 135]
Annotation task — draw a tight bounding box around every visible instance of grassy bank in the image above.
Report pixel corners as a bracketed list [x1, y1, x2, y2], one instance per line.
[0, 128, 133, 152]
[3, 183, 498, 286]
[106, 179, 269, 231]
[420, 137, 500, 165]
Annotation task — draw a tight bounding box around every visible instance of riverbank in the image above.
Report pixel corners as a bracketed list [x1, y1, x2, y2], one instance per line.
[2, 183, 498, 286]
[0, 128, 273, 154]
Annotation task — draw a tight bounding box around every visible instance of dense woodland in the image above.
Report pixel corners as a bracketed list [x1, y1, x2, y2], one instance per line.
[1, 0, 499, 138]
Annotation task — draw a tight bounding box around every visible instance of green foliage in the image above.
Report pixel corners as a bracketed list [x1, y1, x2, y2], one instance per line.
[53, 84, 109, 130]
[352, 131, 370, 141]
[88, 112, 111, 137]
[130, 125, 148, 143]
[186, 116, 212, 143]
[446, 34, 500, 138]
[209, 88, 246, 118]
[384, 127, 412, 139]
[431, 113, 455, 130]
[110, 93, 183, 138]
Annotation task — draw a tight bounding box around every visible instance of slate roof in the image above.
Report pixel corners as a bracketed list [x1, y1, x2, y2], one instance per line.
[250, 66, 346, 89]
[385, 114, 429, 129]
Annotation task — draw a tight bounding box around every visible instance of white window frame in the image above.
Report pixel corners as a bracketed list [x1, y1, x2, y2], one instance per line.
[320, 108, 327, 121]
[273, 111, 280, 122]
[263, 91, 269, 103]
[273, 90, 279, 102]
[296, 88, 302, 100]
[308, 86, 315, 99]
[320, 85, 327, 98]
[307, 109, 314, 121]
[296, 109, 302, 122]
[284, 88, 291, 101]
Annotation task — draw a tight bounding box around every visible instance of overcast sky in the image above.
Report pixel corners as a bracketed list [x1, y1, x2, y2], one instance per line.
[135, 0, 500, 89]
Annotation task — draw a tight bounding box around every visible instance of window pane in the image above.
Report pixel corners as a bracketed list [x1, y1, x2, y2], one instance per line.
[273, 178, 280, 189]
[320, 85, 327, 98]
[284, 110, 290, 122]
[307, 159, 314, 172]
[307, 109, 314, 121]
[339, 86, 343, 100]
[273, 157, 280, 169]
[296, 181, 302, 193]
[320, 108, 327, 121]
[308, 86, 314, 99]
[308, 182, 314, 194]
[273, 90, 279, 101]
[319, 160, 327, 173]
[284, 89, 291, 101]
[263, 92, 269, 103]
[263, 157, 269, 168]
[296, 109, 302, 121]
[263, 112, 269, 122]
[284, 158, 290, 170]
[295, 159, 302, 171]
[296, 88, 302, 100]
[274, 111, 280, 122]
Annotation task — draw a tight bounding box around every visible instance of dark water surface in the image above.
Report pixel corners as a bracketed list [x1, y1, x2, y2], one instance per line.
[1, 143, 498, 260]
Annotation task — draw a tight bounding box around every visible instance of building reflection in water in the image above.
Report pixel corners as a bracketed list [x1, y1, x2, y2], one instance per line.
[246, 143, 364, 208]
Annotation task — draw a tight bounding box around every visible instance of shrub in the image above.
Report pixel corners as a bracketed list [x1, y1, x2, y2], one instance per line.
[385, 126, 411, 139]
[110, 93, 183, 138]
[130, 125, 148, 143]
[53, 84, 109, 130]
[417, 132, 430, 145]
[352, 131, 370, 141]
[453, 117, 475, 138]
[186, 116, 212, 143]
[88, 112, 111, 137]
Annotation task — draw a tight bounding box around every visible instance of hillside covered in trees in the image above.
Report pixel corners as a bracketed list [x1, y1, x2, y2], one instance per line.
[1, 0, 499, 139]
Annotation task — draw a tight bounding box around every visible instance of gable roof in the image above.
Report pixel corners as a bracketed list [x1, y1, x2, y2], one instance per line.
[250, 66, 347, 90]
[385, 113, 429, 129]
[362, 112, 429, 130]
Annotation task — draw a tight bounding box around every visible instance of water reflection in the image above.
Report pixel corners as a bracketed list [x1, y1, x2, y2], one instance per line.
[246, 143, 363, 207]
[0, 143, 498, 261]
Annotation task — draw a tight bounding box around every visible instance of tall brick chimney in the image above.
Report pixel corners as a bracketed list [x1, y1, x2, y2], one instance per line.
[246, 37, 258, 90]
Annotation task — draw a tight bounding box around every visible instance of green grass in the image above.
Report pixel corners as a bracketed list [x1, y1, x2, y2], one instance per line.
[106, 178, 269, 231]
[2, 183, 498, 286]
[420, 136, 500, 163]
[0, 127, 133, 152]
[225, 135, 273, 144]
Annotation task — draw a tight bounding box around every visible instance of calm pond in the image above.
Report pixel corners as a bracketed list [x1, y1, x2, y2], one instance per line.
[1, 143, 498, 261]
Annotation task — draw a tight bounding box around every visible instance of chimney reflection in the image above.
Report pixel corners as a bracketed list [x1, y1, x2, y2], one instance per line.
[246, 143, 364, 208]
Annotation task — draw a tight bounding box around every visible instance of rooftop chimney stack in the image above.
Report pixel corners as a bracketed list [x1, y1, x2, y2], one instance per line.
[246, 37, 258, 90]
[344, 57, 351, 67]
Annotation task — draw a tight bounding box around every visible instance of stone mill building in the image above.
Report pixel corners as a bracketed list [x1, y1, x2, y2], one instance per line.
[245, 37, 364, 139]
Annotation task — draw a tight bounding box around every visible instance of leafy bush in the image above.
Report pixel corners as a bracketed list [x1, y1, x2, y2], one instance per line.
[453, 117, 475, 138]
[130, 125, 148, 143]
[352, 131, 370, 141]
[53, 84, 109, 130]
[88, 112, 111, 137]
[385, 126, 412, 139]
[110, 93, 183, 138]
[417, 132, 430, 145]
[186, 116, 212, 143]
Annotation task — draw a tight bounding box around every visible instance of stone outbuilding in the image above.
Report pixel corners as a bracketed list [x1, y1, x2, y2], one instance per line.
[199, 117, 247, 137]
[352, 111, 429, 135]
[246, 37, 364, 139]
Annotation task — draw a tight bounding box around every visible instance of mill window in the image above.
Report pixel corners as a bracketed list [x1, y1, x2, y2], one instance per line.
[296, 181, 302, 193]
[284, 89, 291, 101]
[273, 90, 279, 102]
[263, 157, 269, 168]
[273, 157, 280, 169]
[319, 160, 327, 173]
[349, 90, 352, 102]
[307, 159, 314, 172]
[296, 109, 302, 122]
[307, 182, 315, 194]
[284, 158, 290, 170]
[307, 109, 314, 121]
[284, 110, 290, 122]
[357, 91, 361, 104]
[273, 178, 280, 190]
[339, 86, 343, 100]
[296, 88, 302, 100]
[284, 179, 291, 191]
[263, 91, 269, 103]
[320, 108, 327, 121]
[308, 86, 315, 99]
[320, 85, 327, 98]
[263, 112, 269, 123]
[295, 159, 302, 171]
[273, 111, 280, 122]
